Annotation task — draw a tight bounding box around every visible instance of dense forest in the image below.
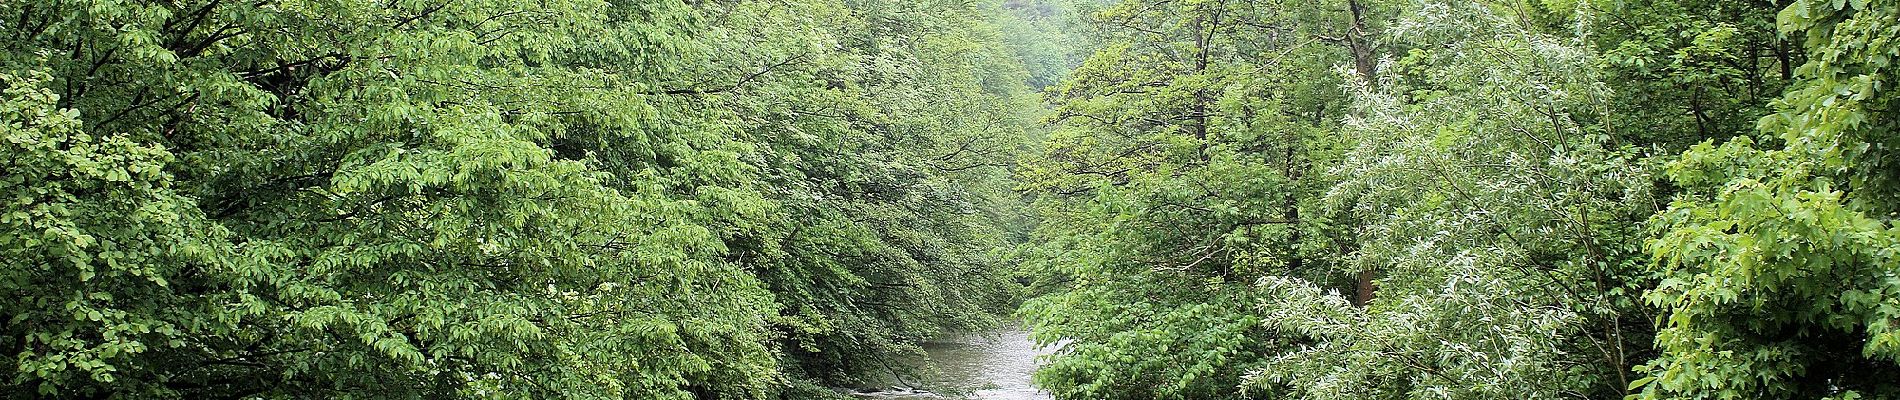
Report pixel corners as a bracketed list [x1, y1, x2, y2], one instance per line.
[1, 0, 1896, 399]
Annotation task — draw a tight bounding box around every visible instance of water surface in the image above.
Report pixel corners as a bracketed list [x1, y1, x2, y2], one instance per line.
[855, 327, 1053, 400]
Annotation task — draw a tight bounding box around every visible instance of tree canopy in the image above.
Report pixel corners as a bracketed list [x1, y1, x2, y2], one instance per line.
[3, 0, 1038, 398]
[5, 0, 1898, 399]
[1016, 0, 1900, 399]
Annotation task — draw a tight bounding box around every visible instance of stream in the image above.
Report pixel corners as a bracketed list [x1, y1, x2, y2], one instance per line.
[852, 327, 1054, 400]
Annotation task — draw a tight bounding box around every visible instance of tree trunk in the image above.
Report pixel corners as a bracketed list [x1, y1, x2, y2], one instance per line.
[1354, 269, 1376, 306]
[1346, 0, 1378, 307]
[1346, 0, 1378, 84]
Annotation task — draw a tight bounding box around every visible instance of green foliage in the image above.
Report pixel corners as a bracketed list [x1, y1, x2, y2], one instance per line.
[670, 0, 1042, 389]
[995, 0, 1094, 90]
[12, 0, 1899, 397]
[1019, 0, 1899, 398]
[1016, 0, 1356, 398]
[1, 0, 1038, 397]
[1, 69, 227, 397]
[3, 0, 787, 397]
[1249, 2, 1663, 397]
[1587, 0, 1796, 148]
[1639, 0, 1900, 397]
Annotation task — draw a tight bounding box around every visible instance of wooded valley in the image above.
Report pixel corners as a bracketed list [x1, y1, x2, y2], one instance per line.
[2, 0, 1897, 398]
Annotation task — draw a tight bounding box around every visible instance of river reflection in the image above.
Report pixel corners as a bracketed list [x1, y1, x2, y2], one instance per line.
[855, 327, 1053, 400]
